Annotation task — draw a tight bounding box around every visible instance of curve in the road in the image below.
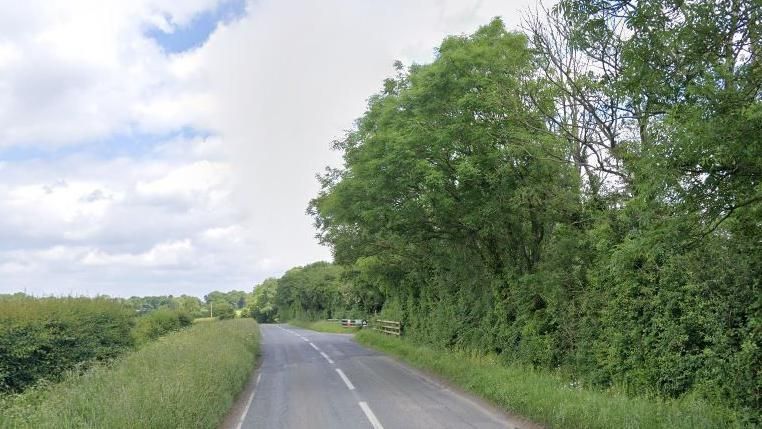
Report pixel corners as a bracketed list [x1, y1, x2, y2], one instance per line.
[234, 324, 538, 429]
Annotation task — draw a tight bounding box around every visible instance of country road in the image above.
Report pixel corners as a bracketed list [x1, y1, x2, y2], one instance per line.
[230, 324, 537, 429]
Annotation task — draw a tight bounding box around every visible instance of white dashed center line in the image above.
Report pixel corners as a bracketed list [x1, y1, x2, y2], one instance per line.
[275, 326, 386, 429]
[335, 368, 355, 390]
[358, 401, 384, 429]
[320, 351, 335, 365]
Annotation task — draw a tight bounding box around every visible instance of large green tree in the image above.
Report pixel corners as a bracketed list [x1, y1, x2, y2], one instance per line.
[311, 18, 583, 353]
[309, 9, 760, 419]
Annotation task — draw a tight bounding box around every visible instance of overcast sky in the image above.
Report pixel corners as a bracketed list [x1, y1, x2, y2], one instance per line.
[0, 0, 532, 297]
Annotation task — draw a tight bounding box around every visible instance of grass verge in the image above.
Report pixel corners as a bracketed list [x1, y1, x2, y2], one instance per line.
[288, 319, 360, 334]
[0, 319, 260, 429]
[355, 330, 746, 429]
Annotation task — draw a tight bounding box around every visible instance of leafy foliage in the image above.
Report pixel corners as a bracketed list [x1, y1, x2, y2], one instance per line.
[245, 262, 365, 323]
[309, 11, 760, 423]
[247, 278, 279, 323]
[0, 296, 134, 393]
[213, 302, 236, 320]
[205, 290, 248, 310]
[131, 308, 193, 345]
[275, 262, 352, 321]
[125, 295, 204, 317]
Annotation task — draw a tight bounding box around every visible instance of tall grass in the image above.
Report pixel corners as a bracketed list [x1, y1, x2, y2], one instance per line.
[1, 319, 260, 429]
[356, 331, 747, 429]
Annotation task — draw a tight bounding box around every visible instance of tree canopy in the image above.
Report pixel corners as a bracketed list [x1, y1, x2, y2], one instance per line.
[308, 7, 760, 420]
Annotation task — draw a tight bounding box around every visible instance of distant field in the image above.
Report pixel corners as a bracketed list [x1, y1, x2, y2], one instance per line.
[356, 331, 746, 429]
[0, 319, 260, 429]
[288, 319, 360, 334]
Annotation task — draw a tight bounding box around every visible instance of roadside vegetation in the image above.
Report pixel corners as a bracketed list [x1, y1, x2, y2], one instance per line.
[0, 319, 260, 429]
[0, 295, 195, 393]
[356, 331, 743, 429]
[0, 290, 252, 404]
[0, 296, 135, 393]
[247, 0, 760, 425]
[131, 307, 194, 346]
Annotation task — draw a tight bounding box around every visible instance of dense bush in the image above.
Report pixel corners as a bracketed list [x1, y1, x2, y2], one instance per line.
[131, 308, 193, 345]
[213, 302, 236, 320]
[0, 319, 260, 429]
[0, 297, 134, 393]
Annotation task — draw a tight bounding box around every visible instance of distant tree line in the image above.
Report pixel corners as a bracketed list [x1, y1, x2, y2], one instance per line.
[245, 262, 369, 323]
[305, 1, 760, 420]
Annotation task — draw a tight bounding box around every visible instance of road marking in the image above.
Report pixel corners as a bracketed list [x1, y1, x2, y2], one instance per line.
[309, 342, 320, 351]
[320, 351, 335, 364]
[302, 337, 310, 342]
[335, 368, 355, 390]
[358, 401, 384, 429]
[235, 373, 262, 429]
[277, 326, 297, 336]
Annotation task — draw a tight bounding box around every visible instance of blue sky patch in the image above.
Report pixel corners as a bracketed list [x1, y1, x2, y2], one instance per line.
[0, 127, 211, 162]
[146, 0, 247, 54]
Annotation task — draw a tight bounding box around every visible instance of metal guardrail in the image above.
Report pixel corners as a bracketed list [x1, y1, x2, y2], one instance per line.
[373, 319, 401, 336]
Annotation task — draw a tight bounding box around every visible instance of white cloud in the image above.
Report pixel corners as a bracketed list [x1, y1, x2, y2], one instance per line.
[82, 239, 195, 267]
[0, 0, 226, 147]
[135, 160, 230, 203]
[0, 138, 262, 296]
[0, 0, 532, 297]
[201, 225, 243, 243]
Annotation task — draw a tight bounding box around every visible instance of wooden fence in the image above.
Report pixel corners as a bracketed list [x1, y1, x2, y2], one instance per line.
[373, 319, 401, 336]
[327, 318, 402, 336]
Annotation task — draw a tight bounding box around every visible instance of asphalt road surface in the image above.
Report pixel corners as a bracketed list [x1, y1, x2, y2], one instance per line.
[233, 324, 537, 429]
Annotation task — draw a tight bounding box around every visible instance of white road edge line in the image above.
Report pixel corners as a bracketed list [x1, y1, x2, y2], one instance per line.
[335, 368, 355, 390]
[302, 337, 310, 342]
[309, 342, 320, 351]
[358, 401, 384, 429]
[235, 373, 262, 429]
[320, 351, 335, 364]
